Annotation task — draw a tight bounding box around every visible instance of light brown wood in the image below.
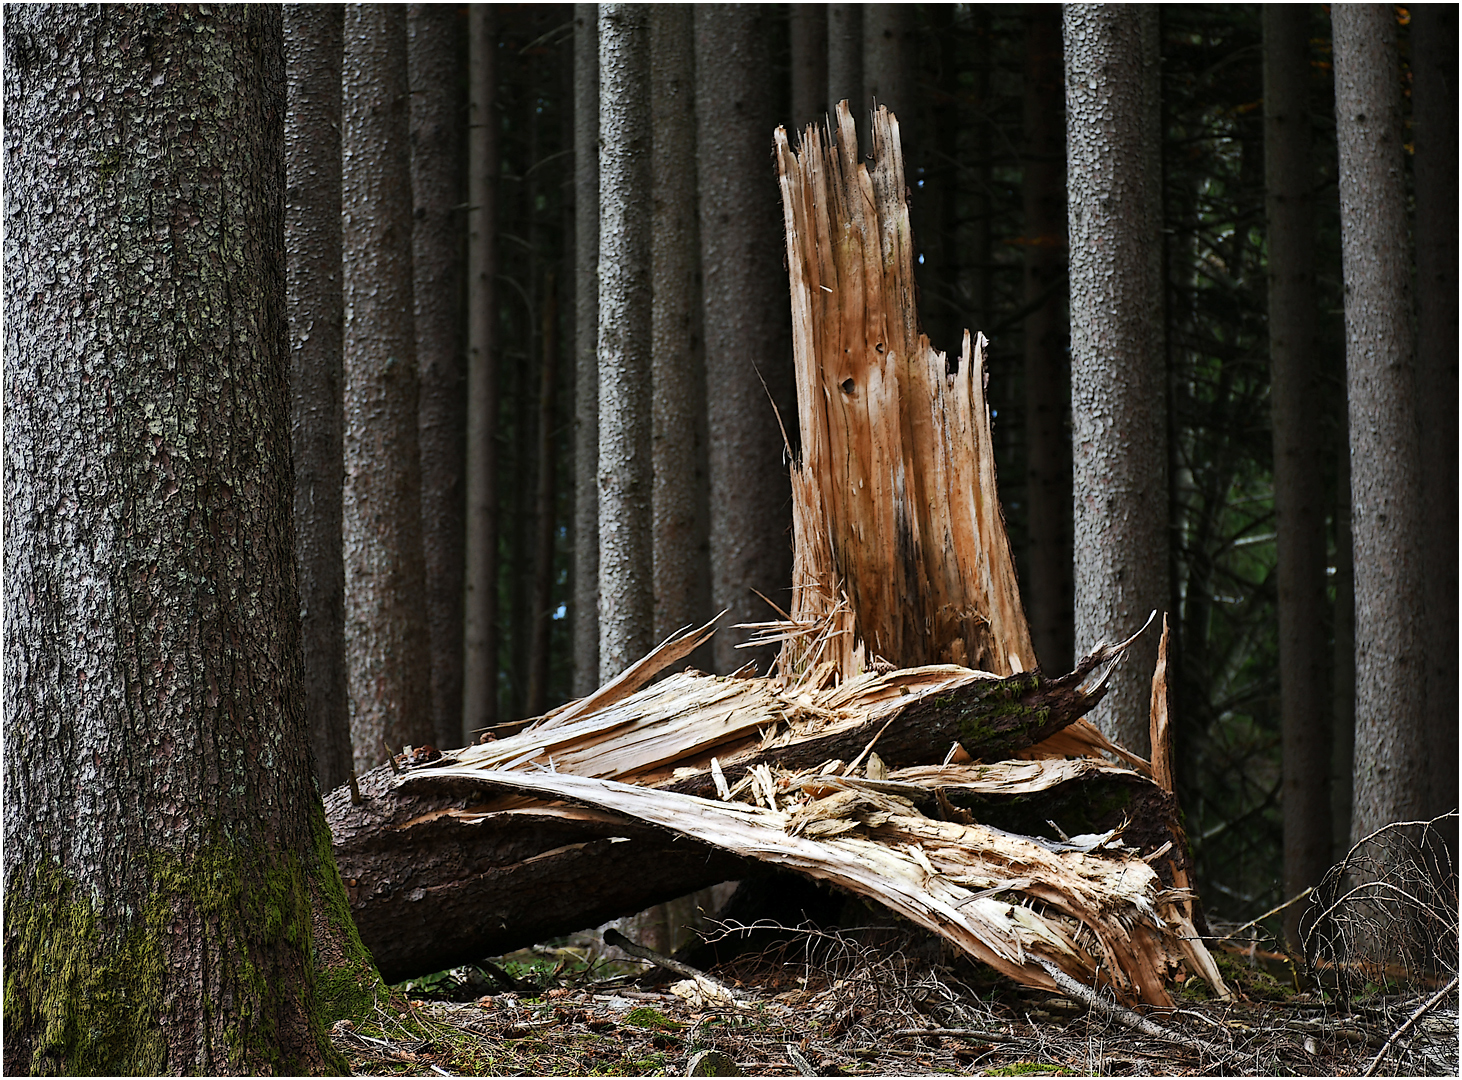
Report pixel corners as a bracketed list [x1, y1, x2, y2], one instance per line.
[772, 103, 1035, 680]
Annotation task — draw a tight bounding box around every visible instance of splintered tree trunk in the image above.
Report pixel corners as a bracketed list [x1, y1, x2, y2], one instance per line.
[775, 103, 1035, 679]
[324, 102, 1217, 1009]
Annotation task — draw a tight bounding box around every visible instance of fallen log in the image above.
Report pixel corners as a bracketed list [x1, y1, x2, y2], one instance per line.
[325, 102, 1227, 1007]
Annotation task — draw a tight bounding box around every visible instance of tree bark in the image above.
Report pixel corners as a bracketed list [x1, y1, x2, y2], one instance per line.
[1263, 4, 1332, 942]
[573, 4, 601, 696]
[285, 5, 352, 791]
[1064, 5, 1167, 756]
[3, 7, 360, 1071]
[1332, 5, 1428, 840]
[827, 4, 863, 138]
[790, 5, 828, 134]
[1021, 3, 1073, 674]
[464, 5, 500, 738]
[1410, 5, 1459, 822]
[409, 4, 468, 752]
[650, 6, 708, 649]
[696, 4, 795, 675]
[863, 7, 912, 125]
[598, 4, 655, 681]
[343, 5, 434, 768]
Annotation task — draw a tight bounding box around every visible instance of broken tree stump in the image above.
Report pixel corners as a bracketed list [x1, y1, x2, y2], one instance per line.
[323, 102, 1226, 1007]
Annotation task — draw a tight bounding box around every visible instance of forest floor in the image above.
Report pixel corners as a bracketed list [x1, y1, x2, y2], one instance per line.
[330, 923, 1457, 1078]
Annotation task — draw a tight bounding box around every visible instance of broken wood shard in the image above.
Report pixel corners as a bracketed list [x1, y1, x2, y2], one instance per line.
[325, 102, 1228, 1008]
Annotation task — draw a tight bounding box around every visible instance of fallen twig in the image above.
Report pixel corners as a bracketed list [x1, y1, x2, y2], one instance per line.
[1361, 974, 1459, 1078]
[892, 1027, 1017, 1043]
[1036, 959, 1225, 1060]
[603, 927, 742, 1004]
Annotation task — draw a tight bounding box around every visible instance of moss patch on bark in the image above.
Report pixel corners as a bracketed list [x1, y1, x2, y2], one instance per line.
[4, 830, 358, 1075]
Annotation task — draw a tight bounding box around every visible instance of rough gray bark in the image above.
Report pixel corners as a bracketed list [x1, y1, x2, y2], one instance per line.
[863, 6, 912, 124]
[464, 5, 499, 737]
[790, 5, 828, 134]
[1410, 5, 1459, 821]
[343, 5, 434, 769]
[827, 4, 863, 127]
[696, 5, 795, 675]
[3, 7, 350, 1071]
[598, 4, 655, 681]
[1332, 5, 1427, 840]
[1022, 3, 1073, 674]
[1332, 432, 1356, 858]
[409, 4, 467, 752]
[285, 5, 352, 791]
[1263, 4, 1331, 941]
[573, 4, 601, 696]
[650, 6, 708, 647]
[1064, 5, 1167, 755]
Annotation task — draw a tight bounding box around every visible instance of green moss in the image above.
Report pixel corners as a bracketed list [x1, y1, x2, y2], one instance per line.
[307, 802, 386, 1025]
[950, 674, 1049, 750]
[5, 830, 353, 1075]
[983, 1063, 1073, 1077]
[623, 1005, 684, 1031]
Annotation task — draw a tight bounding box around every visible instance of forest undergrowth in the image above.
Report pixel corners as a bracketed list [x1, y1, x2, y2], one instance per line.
[333, 919, 1456, 1077]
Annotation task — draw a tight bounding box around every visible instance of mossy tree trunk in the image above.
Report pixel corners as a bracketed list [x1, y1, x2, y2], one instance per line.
[3, 7, 369, 1072]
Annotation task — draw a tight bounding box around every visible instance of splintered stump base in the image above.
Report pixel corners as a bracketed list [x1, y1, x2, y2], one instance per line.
[323, 103, 1226, 1008]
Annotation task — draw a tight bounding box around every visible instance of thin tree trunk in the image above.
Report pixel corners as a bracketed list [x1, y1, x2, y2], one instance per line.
[651, 6, 706, 649]
[1064, 5, 1167, 755]
[790, 5, 828, 134]
[284, 5, 352, 791]
[3, 8, 361, 1070]
[1021, 3, 1072, 674]
[598, 4, 654, 681]
[1263, 3, 1331, 942]
[827, 4, 862, 128]
[526, 273, 559, 716]
[1332, 4, 1427, 840]
[343, 4, 434, 767]
[464, 5, 499, 738]
[696, 4, 795, 675]
[409, 4, 468, 751]
[863, 6, 911, 124]
[1410, 5, 1459, 821]
[1332, 430, 1356, 858]
[573, 4, 601, 696]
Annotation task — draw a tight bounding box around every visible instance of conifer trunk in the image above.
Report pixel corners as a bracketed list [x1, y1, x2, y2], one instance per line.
[4, 8, 359, 1070]
[1263, 5, 1332, 942]
[1332, 4, 1428, 840]
[572, 4, 602, 696]
[285, 4, 353, 791]
[597, 4, 654, 680]
[343, 4, 434, 767]
[1064, 5, 1167, 755]
[464, 5, 500, 738]
[409, 4, 468, 752]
